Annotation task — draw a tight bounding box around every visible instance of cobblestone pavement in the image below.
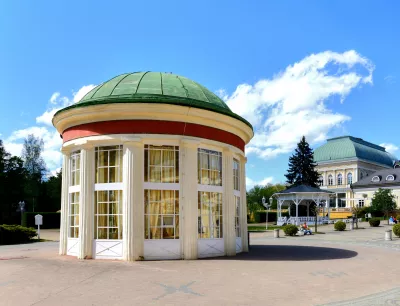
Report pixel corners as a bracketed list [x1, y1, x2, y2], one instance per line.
[0, 223, 399, 306]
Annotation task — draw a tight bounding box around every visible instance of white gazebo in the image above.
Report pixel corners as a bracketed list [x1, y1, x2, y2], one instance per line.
[272, 185, 334, 226]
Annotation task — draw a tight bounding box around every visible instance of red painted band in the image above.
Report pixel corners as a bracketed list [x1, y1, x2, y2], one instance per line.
[62, 120, 245, 151]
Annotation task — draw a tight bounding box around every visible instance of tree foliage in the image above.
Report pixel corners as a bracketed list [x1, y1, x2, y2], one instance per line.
[246, 183, 286, 218]
[371, 188, 397, 224]
[285, 136, 319, 187]
[22, 134, 47, 180]
[0, 136, 61, 224]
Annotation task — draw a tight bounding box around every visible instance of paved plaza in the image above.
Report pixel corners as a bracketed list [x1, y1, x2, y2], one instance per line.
[1, 223, 400, 306]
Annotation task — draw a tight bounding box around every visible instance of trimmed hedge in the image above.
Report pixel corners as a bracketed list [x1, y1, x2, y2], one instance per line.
[0, 225, 37, 244]
[369, 218, 380, 227]
[393, 224, 400, 237]
[22, 212, 60, 229]
[282, 224, 298, 236]
[253, 211, 290, 223]
[334, 221, 346, 231]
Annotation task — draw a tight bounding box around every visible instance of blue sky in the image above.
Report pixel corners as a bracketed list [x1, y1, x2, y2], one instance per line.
[0, 1, 399, 187]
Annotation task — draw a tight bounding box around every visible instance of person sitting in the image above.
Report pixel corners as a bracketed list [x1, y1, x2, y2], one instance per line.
[392, 216, 398, 224]
[301, 222, 312, 235]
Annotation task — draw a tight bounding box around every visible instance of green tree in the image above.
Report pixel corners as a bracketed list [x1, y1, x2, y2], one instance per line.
[285, 136, 319, 187]
[22, 134, 47, 212]
[371, 188, 397, 224]
[0, 140, 26, 224]
[246, 183, 286, 221]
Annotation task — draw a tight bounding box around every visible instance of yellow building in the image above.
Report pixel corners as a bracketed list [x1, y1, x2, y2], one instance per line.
[314, 136, 396, 209]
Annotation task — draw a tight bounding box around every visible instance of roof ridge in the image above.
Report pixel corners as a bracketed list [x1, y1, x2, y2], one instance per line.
[176, 75, 189, 98]
[109, 73, 131, 96]
[134, 71, 150, 95]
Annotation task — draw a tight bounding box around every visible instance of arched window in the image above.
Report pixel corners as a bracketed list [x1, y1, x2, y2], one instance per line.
[328, 175, 333, 186]
[347, 173, 353, 185]
[318, 176, 324, 186]
[386, 175, 395, 181]
[337, 173, 343, 185]
[371, 176, 381, 182]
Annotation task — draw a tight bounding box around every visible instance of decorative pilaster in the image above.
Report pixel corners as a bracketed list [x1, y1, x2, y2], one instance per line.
[223, 148, 235, 256]
[78, 144, 95, 260]
[240, 155, 248, 252]
[59, 148, 70, 255]
[181, 139, 199, 260]
[122, 140, 144, 261]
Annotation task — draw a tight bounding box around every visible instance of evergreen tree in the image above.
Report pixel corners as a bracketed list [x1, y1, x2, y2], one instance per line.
[285, 136, 319, 187]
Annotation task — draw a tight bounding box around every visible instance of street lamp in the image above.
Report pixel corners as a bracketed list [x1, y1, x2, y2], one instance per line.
[262, 196, 272, 230]
[18, 201, 25, 225]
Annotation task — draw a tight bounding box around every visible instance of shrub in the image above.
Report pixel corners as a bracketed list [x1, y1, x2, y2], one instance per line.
[283, 224, 298, 236]
[23, 212, 60, 229]
[334, 221, 346, 231]
[369, 218, 380, 227]
[0, 225, 37, 245]
[393, 224, 400, 238]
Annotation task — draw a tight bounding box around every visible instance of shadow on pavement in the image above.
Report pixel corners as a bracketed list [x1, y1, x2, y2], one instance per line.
[222, 245, 358, 261]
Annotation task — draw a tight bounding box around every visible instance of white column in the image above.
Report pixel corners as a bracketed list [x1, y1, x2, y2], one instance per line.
[326, 197, 330, 219]
[223, 148, 235, 256]
[181, 139, 199, 259]
[336, 196, 339, 209]
[78, 144, 95, 260]
[240, 155, 248, 252]
[122, 140, 144, 261]
[295, 200, 299, 225]
[59, 149, 70, 255]
[354, 168, 358, 183]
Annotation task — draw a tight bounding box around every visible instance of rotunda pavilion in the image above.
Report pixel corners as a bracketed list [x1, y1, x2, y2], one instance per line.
[52, 72, 253, 261]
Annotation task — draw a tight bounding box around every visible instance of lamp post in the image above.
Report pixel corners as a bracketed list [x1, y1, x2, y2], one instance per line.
[18, 201, 25, 225]
[262, 196, 271, 230]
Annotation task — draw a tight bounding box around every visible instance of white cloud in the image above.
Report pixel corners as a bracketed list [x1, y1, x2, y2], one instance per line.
[384, 75, 396, 85]
[36, 84, 96, 126]
[380, 143, 399, 155]
[5, 84, 96, 176]
[246, 176, 274, 189]
[223, 50, 374, 159]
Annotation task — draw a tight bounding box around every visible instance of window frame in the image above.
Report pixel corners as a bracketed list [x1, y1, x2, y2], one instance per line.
[144, 145, 179, 183]
[371, 176, 381, 182]
[386, 175, 395, 181]
[233, 159, 240, 191]
[198, 148, 223, 186]
[198, 191, 223, 239]
[347, 173, 353, 185]
[328, 175, 333, 186]
[144, 189, 179, 240]
[94, 190, 123, 240]
[337, 173, 343, 185]
[95, 145, 123, 184]
[94, 145, 124, 241]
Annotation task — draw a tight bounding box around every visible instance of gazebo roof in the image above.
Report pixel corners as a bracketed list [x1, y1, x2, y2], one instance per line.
[276, 185, 334, 194]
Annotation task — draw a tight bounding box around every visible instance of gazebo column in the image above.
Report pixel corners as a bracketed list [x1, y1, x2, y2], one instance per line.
[122, 139, 144, 261]
[78, 143, 95, 260]
[240, 156, 248, 252]
[181, 139, 199, 259]
[59, 148, 70, 255]
[295, 200, 299, 225]
[223, 148, 235, 256]
[326, 197, 331, 219]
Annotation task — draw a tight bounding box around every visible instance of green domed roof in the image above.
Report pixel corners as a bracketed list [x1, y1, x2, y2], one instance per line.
[314, 136, 395, 167]
[56, 72, 252, 128]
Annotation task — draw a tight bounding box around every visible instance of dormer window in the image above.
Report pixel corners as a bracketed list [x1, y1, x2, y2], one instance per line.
[386, 175, 395, 181]
[371, 176, 381, 182]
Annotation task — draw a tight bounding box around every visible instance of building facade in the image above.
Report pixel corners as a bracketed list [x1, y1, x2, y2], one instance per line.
[352, 168, 400, 208]
[52, 72, 253, 261]
[314, 136, 395, 208]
